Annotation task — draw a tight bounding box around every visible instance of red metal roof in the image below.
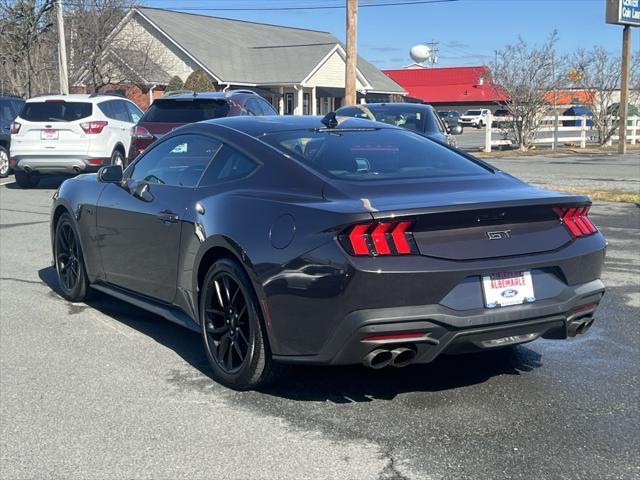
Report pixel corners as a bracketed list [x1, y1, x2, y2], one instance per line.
[383, 66, 508, 103]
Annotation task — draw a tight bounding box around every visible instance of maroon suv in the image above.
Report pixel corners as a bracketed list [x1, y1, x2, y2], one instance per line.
[128, 90, 278, 163]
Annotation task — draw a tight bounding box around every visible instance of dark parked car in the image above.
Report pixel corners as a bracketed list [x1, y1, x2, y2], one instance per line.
[51, 115, 606, 389]
[0, 94, 25, 178]
[492, 108, 515, 129]
[336, 103, 460, 146]
[128, 90, 277, 163]
[437, 110, 463, 134]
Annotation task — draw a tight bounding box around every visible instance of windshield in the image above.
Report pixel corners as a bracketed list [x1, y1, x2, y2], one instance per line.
[142, 98, 230, 123]
[261, 128, 490, 182]
[21, 101, 92, 122]
[464, 110, 482, 116]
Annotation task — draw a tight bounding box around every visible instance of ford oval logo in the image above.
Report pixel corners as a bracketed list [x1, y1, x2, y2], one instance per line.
[501, 289, 518, 298]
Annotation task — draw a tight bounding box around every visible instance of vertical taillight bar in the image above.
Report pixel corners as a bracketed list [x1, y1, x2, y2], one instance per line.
[554, 206, 598, 238]
[341, 221, 417, 256]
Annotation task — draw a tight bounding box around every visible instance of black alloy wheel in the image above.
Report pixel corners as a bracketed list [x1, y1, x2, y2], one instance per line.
[200, 258, 276, 389]
[54, 213, 90, 301]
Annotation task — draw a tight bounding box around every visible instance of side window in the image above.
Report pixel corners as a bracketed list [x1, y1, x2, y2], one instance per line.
[112, 100, 132, 122]
[199, 145, 258, 186]
[245, 98, 261, 116]
[258, 98, 278, 116]
[125, 101, 143, 123]
[98, 101, 114, 119]
[129, 135, 221, 188]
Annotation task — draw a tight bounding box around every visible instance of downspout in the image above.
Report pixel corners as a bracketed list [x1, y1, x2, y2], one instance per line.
[148, 84, 157, 106]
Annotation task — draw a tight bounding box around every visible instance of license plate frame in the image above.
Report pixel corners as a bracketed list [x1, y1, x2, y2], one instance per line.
[41, 129, 59, 140]
[482, 270, 535, 308]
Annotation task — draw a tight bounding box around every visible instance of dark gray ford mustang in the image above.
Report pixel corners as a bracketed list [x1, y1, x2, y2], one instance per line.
[50, 115, 606, 389]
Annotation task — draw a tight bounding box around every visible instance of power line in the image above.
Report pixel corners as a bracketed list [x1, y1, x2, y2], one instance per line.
[64, 0, 461, 10]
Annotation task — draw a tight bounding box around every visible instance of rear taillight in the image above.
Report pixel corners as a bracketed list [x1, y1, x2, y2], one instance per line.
[80, 120, 108, 134]
[10, 122, 21, 134]
[340, 221, 418, 256]
[553, 206, 598, 238]
[131, 125, 153, 139]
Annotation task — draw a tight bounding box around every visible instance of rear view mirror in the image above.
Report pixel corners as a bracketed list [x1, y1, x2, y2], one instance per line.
[98, 165, 123, 183]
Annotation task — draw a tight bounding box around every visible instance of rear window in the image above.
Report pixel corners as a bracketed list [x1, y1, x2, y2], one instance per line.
[142, 98, 230, 123]
[262, 128, 490, 182]
[464, 110, 482, 115]
[20, 101, 92, 122]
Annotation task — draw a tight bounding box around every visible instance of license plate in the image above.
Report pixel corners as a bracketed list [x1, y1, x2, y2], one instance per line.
[482, 270, 535, 308]
[41, 129, 59, 140]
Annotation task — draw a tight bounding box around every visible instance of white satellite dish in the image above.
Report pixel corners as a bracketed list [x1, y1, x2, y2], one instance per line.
[410, 44, 431, 64]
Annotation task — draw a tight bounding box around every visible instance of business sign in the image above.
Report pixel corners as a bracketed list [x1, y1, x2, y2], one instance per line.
[606, 0, 640, 26]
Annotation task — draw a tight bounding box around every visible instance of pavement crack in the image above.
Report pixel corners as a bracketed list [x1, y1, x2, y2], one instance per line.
[0, 277, 44, 286]
[378, 449, 411, 480]
[0, 221, 49, 229]
[0, 207, 50, 216]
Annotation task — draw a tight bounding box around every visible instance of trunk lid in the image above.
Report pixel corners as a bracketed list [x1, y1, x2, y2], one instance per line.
[325, 173, 589, 260]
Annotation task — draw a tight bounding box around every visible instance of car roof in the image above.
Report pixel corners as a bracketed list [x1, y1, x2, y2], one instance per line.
[339, 102, 434, 112]
[202, 115, 397, 137]
[24, 94, 128, 104]
[157, 90, 259, 101]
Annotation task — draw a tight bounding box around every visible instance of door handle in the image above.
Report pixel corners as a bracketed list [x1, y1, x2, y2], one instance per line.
[156, 210, 179, 224]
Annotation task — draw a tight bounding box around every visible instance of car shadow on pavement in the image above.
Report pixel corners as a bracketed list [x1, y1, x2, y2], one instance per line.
[4, 175, 70, 190]
[39, 266, 543, 402]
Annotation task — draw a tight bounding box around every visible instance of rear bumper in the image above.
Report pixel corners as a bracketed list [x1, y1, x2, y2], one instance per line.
[11, 156, 108, 174]
[272, 278, 605, 366]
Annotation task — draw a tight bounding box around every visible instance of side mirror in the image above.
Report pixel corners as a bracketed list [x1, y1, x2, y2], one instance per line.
[450, 124, 463, 135]
[98, 165, 123, 183]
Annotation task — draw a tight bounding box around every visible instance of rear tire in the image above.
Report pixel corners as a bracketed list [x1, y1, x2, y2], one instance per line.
[110, 148, 124, 167]
[200, 258, 277, 390]
[14, 170, 39, 188]
[0, 146, 9, 178]
[54, 212, 90, 302]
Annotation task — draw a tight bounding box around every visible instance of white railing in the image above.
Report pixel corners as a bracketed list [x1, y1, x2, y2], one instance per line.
[483, 114, 640, 152]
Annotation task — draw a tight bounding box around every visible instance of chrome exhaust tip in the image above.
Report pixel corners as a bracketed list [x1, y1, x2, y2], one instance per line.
[363, 349, 393, 369]
[390, 347, 417, 368]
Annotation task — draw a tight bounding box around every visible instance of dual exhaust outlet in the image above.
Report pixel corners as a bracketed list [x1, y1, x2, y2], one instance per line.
[363, 347, 417, 369]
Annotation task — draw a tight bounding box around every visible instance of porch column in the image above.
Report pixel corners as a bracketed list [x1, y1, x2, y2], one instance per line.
[295, 86, 303, 115]
[278, 87, 284, 115]
[311, 86, 317, 115]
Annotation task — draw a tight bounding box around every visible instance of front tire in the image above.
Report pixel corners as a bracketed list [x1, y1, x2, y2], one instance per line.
[54, 212, 90, 302]
[0, 146, 9, 178]
[14, 170, 39, 188]
[200, 258, 275, 390]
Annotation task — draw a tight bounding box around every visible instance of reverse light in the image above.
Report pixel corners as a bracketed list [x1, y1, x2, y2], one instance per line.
[10, 122, 21, 134]
[131, 125, 154, 139]
[553, 206, 597, 238]
[80, 120, 108, 134]
[341, 221, 417, 256]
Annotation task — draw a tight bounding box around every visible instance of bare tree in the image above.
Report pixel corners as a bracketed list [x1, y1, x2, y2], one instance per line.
[490, 32, 565, 151]
[570, 46, 639, 145]
[0, 0, 56, 97]
[66, 0, 134, 92]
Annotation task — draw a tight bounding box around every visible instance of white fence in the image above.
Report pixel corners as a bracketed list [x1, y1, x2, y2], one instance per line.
[483, 114, 640, 152]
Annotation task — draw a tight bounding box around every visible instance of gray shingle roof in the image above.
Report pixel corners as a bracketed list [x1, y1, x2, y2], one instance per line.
[135, 7, 404, 93]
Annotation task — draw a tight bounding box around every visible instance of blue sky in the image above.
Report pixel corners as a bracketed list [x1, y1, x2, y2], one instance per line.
[144, 0, 638, 69]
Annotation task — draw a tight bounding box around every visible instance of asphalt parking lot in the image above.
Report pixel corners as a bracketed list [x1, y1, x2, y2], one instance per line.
[1, 155, 639, 480]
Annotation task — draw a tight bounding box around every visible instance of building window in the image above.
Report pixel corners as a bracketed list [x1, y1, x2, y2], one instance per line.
[318, 97, 333, 115]
[303, 93, 310, 115]
[285, 93, 294, 115]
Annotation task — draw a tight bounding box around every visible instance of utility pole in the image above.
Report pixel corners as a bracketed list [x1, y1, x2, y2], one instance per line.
[344, 0, 358, 106]
[57, 0, 69, 94]
[618, 25, 631, 154]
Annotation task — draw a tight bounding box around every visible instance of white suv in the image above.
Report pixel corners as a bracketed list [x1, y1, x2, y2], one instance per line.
[10, 93, 143, 188]
[459, 108, 491, 129]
